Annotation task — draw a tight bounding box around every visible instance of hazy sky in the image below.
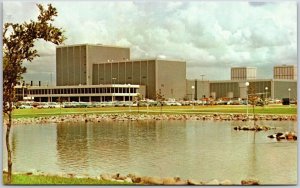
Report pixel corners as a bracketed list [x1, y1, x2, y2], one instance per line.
[3, 1, 297, 85]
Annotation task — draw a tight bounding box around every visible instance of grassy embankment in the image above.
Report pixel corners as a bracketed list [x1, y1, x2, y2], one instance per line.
[2, 174, 130, 185]
[10, 104, 297, 119]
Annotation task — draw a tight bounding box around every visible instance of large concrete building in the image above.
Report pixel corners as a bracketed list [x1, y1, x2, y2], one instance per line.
[273, 64, 297, 80]
[231, 67, 257, 80]
[56, 44, 130, 86]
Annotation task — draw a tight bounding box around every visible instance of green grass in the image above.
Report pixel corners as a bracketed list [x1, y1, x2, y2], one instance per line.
[8, 104, 297, 119]
[3, 174, 131, 185]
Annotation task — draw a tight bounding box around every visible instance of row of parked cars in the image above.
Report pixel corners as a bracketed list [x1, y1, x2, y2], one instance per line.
[15, 97, 296, 109]
[17, 102, 62, 109]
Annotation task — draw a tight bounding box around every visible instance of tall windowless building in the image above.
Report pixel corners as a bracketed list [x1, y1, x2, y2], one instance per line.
[56, 44, 130, 86]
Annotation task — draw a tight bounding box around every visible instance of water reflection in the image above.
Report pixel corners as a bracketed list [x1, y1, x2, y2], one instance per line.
[56, 122, 89, 173]
[3, 120, 297, 184]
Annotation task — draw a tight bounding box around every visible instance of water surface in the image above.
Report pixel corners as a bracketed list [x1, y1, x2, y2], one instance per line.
[3, 120, 297, 184]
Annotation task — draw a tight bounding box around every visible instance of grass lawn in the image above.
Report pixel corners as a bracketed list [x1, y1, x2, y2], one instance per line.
[10, 104, 297, 119]
[2, 174, 131, 185]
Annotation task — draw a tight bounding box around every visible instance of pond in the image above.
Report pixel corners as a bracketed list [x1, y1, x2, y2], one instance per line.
[3, 120, 297, 184]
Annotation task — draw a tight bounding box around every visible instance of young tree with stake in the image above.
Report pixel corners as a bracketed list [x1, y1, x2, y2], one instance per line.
[3, 4, 65, 183]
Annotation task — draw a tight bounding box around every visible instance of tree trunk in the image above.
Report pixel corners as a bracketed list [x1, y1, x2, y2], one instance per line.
[6, 111, 13, 184]
[252, 105, 256, 129]
[160, 102, 162, 115]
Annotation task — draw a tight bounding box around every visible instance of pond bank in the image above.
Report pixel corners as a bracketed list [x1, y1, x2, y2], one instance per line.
[3, 170, 260, 185]
[6, 113, 297, 125]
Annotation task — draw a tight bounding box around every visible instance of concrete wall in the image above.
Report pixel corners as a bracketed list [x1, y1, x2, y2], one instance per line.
[56, 45, 87, 86]
[156, 60, 186, 100]
[87, 45, 130, 85]
[210, 82, 240, 99]
[273, 80, 297, 99]
[210, 80, 272, 99]
[186, 79, 210, 100]
[247, 80, 271, 98]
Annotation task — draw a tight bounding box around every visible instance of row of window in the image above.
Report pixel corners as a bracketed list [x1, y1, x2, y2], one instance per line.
[28, 87, 137, 95]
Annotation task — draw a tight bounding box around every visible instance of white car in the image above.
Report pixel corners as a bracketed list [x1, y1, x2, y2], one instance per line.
[19, 105, 33, 109]
[48, 102, 61, 108]
[163, 101, 182, 106]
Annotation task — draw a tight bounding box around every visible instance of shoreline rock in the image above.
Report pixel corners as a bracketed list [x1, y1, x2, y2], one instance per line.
[5, 113, 297, 126]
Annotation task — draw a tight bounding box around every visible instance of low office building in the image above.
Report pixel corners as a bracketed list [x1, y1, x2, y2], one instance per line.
[15, 84, 144, 102]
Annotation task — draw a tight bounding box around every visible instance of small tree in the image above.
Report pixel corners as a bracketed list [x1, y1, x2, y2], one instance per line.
[3, 4, 65, 183]
[56, 97, 65, 115]
[156, 90, 165, 115]
[248, 85, 260, 128]
[134, 94, 142, 113]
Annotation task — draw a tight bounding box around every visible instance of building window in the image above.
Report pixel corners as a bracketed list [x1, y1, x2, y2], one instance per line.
[80, 88, 84, 94]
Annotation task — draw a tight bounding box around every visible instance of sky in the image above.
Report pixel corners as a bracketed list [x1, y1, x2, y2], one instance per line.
[3, 1, 297, 85]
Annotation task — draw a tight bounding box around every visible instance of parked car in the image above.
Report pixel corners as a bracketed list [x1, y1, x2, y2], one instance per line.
[48, 102, 61, 108]
[163, 101, 182, 106]
[19, 104, 33, 109]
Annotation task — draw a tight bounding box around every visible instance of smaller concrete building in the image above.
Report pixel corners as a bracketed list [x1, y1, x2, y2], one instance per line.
[209, 79, 297, 100]
[92, 59, 186, 100]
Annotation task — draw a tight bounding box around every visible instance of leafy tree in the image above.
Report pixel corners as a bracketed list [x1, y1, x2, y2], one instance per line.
[134, 94, 142, 113]
[56, 97, 66, 114]
[248, 84, 260, 128]
[3, 4, 65, 183]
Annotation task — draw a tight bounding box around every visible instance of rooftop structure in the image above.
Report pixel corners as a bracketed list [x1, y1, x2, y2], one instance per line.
[273, 64, 297, 80]
[231, 67, 257, 80]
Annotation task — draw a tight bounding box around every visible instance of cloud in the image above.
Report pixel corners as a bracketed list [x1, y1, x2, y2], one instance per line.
[3, 1, 297, 82]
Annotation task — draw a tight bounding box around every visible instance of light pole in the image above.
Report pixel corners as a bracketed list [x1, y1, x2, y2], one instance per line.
[22, 81, 25, 101]
[200, 74, 205, 106]
[191, 85, 195, 109]
[245, 82, 249, 118]
[128, 84, 131, 112]
[288, 88, 291, 106]
[265, 87, 268, 105]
